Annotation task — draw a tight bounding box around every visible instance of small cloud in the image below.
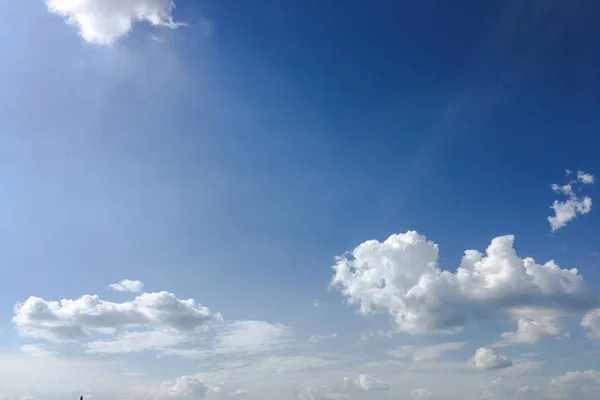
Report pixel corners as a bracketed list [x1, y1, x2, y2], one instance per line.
[577, 171, 595, 184]
[493, 316, 569, 347]
[108, 279, 144, 293]
[344, 374, 389, 391]
[387, 341, 465, 362]
[308, 333, 338, 343]
[548, 172, 594, 231]
[566, 169, 572, 176]
[312, 299, 320, 308]
[469, 347, 512, 370]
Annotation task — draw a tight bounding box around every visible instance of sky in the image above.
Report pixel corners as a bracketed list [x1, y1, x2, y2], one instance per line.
[1, 0, 600, 399]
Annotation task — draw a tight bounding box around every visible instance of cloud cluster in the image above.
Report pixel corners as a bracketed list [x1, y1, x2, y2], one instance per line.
[13, 290, 220, 342]
[46, 0, 182, 44]
[109, 279, 144, 293]
[331, 231, 596, 336]
[548, 170, 594, 231]
[469, 348, 512, 370]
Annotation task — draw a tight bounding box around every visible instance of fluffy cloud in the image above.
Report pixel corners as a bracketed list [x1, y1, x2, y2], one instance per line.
[550, 370, 600, 400]
[161, 376, 210, 398]
[469, 348, 512, 370]
[548, 172, 594, 231]
[577, 171, 595, 184]
[13, 291, 220, 342]
[45, 0, 182, 44]
[494, 316, 569, 346]
[109, 279, 144, 293]
[330, 231, 596, 335]
[343, 374, 389, 391]
[581, 309, 600, 340]
[386, 342, 465, 362]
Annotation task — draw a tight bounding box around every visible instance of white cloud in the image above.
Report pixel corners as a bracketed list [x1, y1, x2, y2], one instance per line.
[83, 319, 294, 359]
[211, 321, 294, 355]
[479, 377, 539, 400]
[469, 347, 512, 370]
[86, 329, 189, 354]
[386, 342, 464, 362]
[312, 300, 320, 308]
[330, 231, 595, 335]
[359, 330, 393, 341]
[550, 370, 600, 400]
[577, 171, 595, 184]
[410, 388, 433, 398]
[161, 376, 210, 398]
[308, 333, 338, 343]
[19, 344, 57, 359]
[549, 196, 592, 231]
[494, 316, 569, 346]
[297, 387, 348, 400]
[109, 279, 144, 293]
[549, 173, 594, 231]
[45, 0, 182, 45]
[581, 309, 600, 340]
[343, 374, 389, 391]
[13, 291, 220, 342]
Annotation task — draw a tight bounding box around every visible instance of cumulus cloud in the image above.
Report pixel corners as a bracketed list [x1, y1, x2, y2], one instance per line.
[581, 309, 600, 340]
[330, 231, 596, 335]
[469, 347, 512, 370]
[548, 172, 594, 231]
[45, 0, 182, 45]
[494, 316, 569, 346]
[13, 291, 220, 342]
[343, 374, 389, 391]
[161, 376, 210, 398]
[577, 171, 595, 184]
[109, 279, 144, 293]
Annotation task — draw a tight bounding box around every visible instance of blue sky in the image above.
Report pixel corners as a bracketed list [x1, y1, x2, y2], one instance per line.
[1, 1, 600, 399]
